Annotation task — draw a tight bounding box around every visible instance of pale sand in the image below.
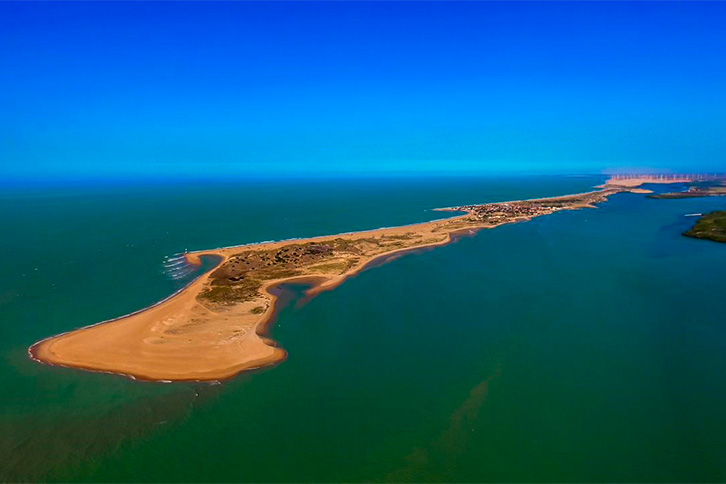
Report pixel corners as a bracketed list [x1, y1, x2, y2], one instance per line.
[599, 175, 694, 188]
[29, 186, 649, 382]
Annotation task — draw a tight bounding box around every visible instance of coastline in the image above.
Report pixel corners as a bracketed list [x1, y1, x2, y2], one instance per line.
[683, 210, 726, 243]
[28, 219, 476, 382]
[29, 181, 654, 382]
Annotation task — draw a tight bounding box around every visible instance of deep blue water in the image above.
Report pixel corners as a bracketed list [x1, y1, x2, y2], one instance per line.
[1, 176, 725, 482]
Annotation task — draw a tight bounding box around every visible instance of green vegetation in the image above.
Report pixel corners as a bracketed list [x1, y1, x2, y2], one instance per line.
[329, 237, 377, 252]
[254, 267, 301, 280]
[308, 260, 355, 274]
[250, 306, 265, 315]
[684, 211, 726, 243]
[199, 278, 263, 304]
[382, 232, 418, 240]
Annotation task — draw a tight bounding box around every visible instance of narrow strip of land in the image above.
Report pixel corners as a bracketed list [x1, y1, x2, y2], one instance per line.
[29, 182, 653, 381]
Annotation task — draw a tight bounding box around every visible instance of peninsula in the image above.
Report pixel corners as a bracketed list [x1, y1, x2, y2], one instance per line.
[29, 181, 662, 381]
[684, 211, 726, 243]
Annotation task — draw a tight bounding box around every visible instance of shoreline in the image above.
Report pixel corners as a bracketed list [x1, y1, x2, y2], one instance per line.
[27, 254, 226, 381]
[29, 180, 655, 382]
[28, 224, 478, 383]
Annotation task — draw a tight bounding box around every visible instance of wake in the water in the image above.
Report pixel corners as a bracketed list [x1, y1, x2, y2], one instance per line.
[162, 253, 196, 280]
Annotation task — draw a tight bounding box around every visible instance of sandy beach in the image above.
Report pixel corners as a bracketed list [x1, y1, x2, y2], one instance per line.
[30, 185, 646, 382]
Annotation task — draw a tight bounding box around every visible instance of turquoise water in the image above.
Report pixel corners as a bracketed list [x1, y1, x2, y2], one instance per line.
[1, 176, 725, 482]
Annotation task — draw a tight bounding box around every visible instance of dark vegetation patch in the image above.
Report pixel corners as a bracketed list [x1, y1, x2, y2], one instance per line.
[200, 233, 442, 304]
[684, 211, 726, 243]
[650, 192, 711, 200]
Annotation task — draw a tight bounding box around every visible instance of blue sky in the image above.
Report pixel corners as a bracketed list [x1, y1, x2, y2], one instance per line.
[1, 1, 725, 181]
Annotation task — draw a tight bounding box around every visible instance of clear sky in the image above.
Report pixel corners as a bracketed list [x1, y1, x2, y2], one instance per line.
[2, 1, 725, 181]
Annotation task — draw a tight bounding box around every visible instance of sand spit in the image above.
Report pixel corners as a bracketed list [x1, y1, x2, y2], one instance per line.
[30, 185, 646, 382]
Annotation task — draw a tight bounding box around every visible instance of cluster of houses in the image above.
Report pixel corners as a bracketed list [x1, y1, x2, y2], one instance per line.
[456, 201, 561, 223]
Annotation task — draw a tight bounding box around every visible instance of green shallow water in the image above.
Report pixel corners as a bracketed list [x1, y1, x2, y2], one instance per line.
[1, 176, 725, 482]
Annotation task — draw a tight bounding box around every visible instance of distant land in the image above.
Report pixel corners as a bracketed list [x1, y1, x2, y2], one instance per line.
[29, 175, 723, 382]
[645, 176, 726, 200]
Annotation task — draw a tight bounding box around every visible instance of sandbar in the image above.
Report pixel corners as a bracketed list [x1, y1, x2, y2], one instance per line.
[29, 185, 649, 381]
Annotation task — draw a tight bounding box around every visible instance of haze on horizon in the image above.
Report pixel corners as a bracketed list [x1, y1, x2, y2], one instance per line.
[2, 1, 725, 182]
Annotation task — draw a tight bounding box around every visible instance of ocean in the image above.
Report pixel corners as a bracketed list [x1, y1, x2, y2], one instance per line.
[1, 175, 725, 482]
